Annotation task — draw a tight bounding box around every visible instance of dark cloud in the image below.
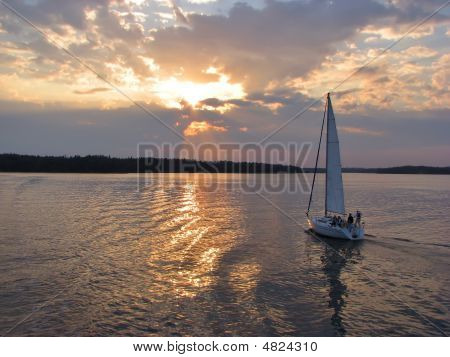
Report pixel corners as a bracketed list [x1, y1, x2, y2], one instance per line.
[197, 88, 311, 110]
[332, 88, 362, 98]
[199, 97, 224, 108]
[1, 97, 449, 166]
[0, 99, 183, 157]
[73, 87, 111, 95]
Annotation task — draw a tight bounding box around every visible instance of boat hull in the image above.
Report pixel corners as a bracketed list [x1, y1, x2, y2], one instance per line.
[308, 216, 364, 240]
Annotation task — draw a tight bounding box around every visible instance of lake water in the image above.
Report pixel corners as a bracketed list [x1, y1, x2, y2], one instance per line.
[0, 173, 449, 336]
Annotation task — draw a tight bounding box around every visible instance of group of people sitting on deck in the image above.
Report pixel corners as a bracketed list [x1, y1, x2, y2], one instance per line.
[331, 210, 362, 229]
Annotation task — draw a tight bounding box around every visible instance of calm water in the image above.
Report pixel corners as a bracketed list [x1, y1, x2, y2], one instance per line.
[0, 173, 449, 336]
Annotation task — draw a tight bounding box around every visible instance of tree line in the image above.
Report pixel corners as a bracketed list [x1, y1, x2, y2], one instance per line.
[0, 154, 449, 174]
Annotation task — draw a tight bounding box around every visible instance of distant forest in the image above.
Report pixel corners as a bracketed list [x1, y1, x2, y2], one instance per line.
[0, 154, 449, 174]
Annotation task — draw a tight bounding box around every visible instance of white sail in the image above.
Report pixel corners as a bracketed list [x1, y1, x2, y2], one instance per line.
[326, 95, 345, 215]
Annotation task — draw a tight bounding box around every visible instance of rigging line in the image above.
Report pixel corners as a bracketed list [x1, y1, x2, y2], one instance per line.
[306, 94, 327, 216]
[0, 0, 190, 145]
[258, 0, 450, 144]
[255, 191, 448, 337]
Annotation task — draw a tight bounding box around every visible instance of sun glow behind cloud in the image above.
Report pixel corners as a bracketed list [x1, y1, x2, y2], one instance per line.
[0, 56, 245, 111]
[184, 120, 227, 136]
[153, 73, 245, 110]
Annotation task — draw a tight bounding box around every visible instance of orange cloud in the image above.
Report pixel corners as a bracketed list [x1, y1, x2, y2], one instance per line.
[184, 121, 227, 137]
[339, 126, 384, 136]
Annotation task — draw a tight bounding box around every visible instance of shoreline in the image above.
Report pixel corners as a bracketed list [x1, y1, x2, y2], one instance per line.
[1, 154, 449, 175]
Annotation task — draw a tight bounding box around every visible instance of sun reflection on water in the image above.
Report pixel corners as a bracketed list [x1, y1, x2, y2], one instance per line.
[146, 181, 244, 299]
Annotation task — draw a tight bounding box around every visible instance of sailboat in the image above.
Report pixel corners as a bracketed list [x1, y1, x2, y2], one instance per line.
[306, 93, 365, 240]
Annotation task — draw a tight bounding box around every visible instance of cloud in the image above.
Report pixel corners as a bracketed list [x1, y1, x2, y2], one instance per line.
[0, 0, 154, 83]
[289, 41, 450, 113]
[186, 0, 217, 3]
[183, 120, 227, 136]
[1, 0, 448, 110]
[148, 0, 391, 91]
[431, 53, 450, 91]
[73, 87, 111, 95]
[401, 45, 438, 58]
[169, 0, 190, 26]
[361, 24, 435, 40]
[198, 97, 224, 108]
[1, 95, 449, 166]
[339, 126, 384, 136]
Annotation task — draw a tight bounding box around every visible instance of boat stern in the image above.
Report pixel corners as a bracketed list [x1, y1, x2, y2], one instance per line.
[308, 215, 365, 240]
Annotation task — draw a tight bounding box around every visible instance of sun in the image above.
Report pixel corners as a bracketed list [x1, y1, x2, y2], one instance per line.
[153, 72, 245, 110]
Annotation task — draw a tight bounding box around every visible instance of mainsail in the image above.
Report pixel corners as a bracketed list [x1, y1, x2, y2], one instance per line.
[325, 94, 345, 215]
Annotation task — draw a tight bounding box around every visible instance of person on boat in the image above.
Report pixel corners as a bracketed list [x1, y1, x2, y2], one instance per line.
[347, 213, 354, 229]
[331, 215, 337, 226]
[337, 216, 343, 227]
[356, 210, 362, 227]
[347, 213, 354, 224]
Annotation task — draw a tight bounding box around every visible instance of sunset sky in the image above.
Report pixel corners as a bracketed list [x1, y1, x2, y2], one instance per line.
[0, 0, 449, 167]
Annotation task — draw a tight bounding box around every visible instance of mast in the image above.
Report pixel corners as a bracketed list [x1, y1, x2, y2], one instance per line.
[306, 96, 327, 216]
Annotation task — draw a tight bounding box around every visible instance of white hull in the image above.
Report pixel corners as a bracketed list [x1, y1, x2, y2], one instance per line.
[308, 216, 364, 240]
